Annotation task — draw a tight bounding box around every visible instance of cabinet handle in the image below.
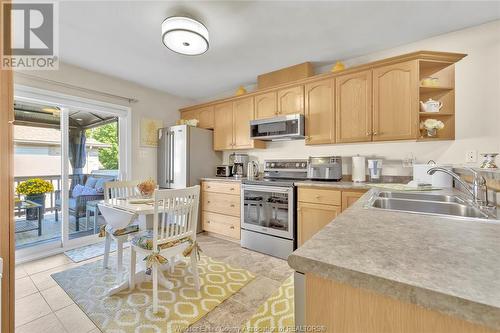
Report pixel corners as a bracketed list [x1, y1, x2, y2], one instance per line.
[373, 131, 378, 136]
[315, 195, 320, 199]
[366, 131, 372, 136]
[207, 200, 211, 204]
[230, 204, 235, 207]
[230, 225, 235, 229]
[206, 220, 211, 224]
[207, 185, 211, 189]
[230, 187, 235, 191]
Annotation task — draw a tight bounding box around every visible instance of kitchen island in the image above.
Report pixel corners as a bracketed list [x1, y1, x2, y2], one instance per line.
[288, 189, 500, 332]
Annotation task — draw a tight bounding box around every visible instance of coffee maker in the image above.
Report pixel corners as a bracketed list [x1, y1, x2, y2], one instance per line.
[229, 153, 249, 178]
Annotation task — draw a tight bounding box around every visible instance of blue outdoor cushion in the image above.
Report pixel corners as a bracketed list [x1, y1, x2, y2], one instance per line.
[95, 177, 114, 193]
[84, 176, 99, 188]
[81, 186, 98, 196]
[72, 184, 85, 198]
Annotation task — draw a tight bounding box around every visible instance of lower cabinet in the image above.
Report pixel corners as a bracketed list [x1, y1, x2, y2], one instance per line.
[298, 202, 340, 246]
[201, 181, 241, 240]
[298, 187, 367, 246]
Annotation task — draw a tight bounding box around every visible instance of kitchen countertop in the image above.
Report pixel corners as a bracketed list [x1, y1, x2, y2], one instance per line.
[288, 189, 500, 330]
[200, 177, 243, 182]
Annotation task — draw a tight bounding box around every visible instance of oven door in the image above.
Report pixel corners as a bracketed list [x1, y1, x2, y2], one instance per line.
[241, 184, 294, 240]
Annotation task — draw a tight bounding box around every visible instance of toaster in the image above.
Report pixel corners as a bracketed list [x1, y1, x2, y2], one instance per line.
[307, 156, 342, 181]
[216, 165, 233, 177]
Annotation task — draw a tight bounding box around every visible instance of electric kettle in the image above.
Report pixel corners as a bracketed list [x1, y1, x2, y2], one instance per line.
[246, 161, 259, 179]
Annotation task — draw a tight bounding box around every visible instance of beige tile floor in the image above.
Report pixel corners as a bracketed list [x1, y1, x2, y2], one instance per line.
[14, 234, 294, 332]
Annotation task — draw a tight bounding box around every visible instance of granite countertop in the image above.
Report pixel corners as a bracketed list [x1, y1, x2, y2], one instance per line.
[288, 189, 500, 330]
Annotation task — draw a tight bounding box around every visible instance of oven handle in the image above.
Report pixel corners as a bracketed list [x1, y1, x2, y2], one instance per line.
[242, 184, 292, 193]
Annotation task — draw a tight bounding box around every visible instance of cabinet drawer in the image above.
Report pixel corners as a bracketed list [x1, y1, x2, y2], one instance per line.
[202, 181, 241, 195]
[202, 212, 240, 239]
[298, 187, 341, 206]
[202, 192, 241, 216]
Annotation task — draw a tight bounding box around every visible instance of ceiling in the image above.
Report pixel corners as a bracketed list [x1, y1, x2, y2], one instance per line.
[58, 1, 500, 100]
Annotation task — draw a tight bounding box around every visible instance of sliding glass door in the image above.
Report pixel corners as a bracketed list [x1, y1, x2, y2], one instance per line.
[14, 85, 131, 259]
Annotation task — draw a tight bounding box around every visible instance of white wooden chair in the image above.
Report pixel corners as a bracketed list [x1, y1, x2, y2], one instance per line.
[129, 185, 201, 314]
[100, 180, 140, 273]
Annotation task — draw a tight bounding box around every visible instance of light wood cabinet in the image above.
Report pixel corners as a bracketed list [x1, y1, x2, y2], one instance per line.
[335, 70, 373, 143]
[298, 187, 366, 246]
[298, 202, 340, 246]
[341, 191, 365, 211]
[306, 274, 498, 333]
[201, 181, 241, 240]
[213, 102, 234, 150]
[180, 52, 465, 148]
[305, 79, 335, 145]
[180, 106, 214, 129]
[373, 60, 419, 141]
[278, 85, 304, 115]
[213, 99, 265, 151]
[255, 91, 278, 119]
[233, 97, 255, 149]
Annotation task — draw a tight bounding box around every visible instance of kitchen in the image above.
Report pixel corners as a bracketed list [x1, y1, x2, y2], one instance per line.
[2, 2, 500, 333]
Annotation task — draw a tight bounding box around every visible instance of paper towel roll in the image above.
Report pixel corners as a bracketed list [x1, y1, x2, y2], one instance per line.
[352, 156, 366, 182]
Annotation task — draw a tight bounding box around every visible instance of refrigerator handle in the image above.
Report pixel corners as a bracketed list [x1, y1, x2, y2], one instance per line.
[164, 130, 170, 185]
[170, 131, 175, 184]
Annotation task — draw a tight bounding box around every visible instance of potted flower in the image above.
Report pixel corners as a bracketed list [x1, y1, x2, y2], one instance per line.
[420, 119, 445, 137]
[16, 178, 54, 220]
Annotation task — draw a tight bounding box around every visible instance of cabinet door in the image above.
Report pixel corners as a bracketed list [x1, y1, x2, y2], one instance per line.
[181, 109, 198, 121]
[373, 60, 418, 141]
[255, 91, 278, 119]
[305, 79, 335, 145]
[341, 191, 366, 212]
[298, 202, 340, 246]
[233, 97, 255, 149]
[213, 102, 234, 150]
[335, 70, 373, 143]
[198, 106, 214, 129]
[278, 85, 304, 115]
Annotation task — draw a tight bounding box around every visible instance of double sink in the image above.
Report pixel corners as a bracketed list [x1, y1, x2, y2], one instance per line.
[367, 191, 496, 220]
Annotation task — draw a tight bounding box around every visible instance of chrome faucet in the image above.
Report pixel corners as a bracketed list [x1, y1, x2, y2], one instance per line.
[427, 167, 488, 207]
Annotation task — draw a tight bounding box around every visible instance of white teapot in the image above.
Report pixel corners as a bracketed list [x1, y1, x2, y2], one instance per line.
[420, 99, 443, 113]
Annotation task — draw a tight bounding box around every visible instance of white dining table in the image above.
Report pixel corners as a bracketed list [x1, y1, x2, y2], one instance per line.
[100, 198, 175, 296]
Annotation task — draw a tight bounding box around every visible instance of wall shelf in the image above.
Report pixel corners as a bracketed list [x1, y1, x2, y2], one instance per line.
[419, 86, 453, 93]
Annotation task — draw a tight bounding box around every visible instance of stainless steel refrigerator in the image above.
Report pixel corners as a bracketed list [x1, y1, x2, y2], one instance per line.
[158, 125, 221, 190]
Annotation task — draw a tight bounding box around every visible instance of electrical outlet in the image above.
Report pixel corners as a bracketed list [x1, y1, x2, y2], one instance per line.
[465, 150, 477, 163]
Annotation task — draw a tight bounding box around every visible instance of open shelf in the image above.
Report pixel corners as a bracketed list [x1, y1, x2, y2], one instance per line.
[419, 86, 453, 93]
[419, 112, 454, 117]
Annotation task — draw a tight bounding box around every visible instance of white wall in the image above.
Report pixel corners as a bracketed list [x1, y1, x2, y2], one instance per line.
[14, 63, 193, 181]
[217, 20, 500, 175]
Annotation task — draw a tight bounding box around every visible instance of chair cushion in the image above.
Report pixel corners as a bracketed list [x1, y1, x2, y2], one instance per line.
[95, 178, 114, 193]
[84, 176, 99, 188]
[131, 231, 192, 251]
[72, 184, 85, 198]
[105, 224, 139, 237]
[81, 186, 98, 196]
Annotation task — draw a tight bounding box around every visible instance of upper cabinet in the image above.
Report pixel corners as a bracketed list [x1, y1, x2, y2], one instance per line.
[255, 91, 278, 119]
[233, 97, 256, 149]
[305, 79, 335, 145]
[335, 70, 372, 143]
[278, 85, 304, 115]
[372, 60, 418, 141]
[213, 99, 265, 151]
[179, 51, 465, 150]
[180, 105, 214, 129]
[213, 102, 234, 150]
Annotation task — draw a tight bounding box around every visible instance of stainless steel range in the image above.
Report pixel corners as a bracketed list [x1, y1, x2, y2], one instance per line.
[241, 159, 308, 259]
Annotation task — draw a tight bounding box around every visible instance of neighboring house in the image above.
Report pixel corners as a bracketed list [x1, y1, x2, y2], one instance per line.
[14, 125, 111, 177]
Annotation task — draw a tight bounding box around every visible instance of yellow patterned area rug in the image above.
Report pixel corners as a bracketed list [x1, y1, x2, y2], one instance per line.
[242, 274, 294, 332]
[52, 254, 255, 332]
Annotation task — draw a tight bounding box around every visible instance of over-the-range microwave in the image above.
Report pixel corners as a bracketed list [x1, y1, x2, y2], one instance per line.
[249, 114, 305, 141]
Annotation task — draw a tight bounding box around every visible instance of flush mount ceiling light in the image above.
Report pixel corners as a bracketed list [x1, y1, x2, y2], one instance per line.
[161, 16, 209, 55]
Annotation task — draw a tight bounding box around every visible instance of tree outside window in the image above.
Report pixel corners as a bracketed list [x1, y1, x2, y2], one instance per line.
[86, 122, 118, 170]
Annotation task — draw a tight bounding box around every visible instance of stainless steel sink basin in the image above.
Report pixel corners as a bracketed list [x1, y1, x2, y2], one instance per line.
[377, 191, 464, 203]
[371, 197, 489, 219]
